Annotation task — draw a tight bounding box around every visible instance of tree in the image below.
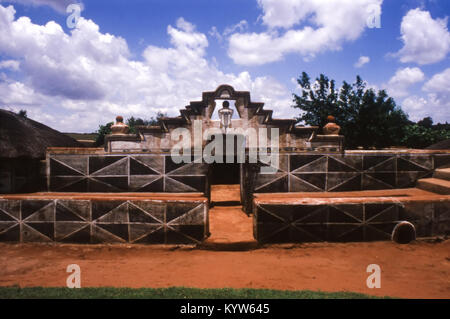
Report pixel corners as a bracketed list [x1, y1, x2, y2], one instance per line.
[94, 122, 113, 146]
[18, 109, 27, 117]
[402, 117, 450, 148]
[94, 112, 166, 146]
[293, 72, 410, 149]
[417, 117, 433, 129]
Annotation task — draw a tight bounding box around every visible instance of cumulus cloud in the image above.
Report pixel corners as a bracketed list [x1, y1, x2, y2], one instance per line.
[401, 68, 450, 123]
[386, 67, 425, 98]
[228, 0, 383, 65]
[395, 8, 450, 65]
[0, 4, 294, 132]
[0, 59, 20, 71]
[209, 20, 248, 43]
[354, 56, 370, 68]
[423, 67, 450, 94]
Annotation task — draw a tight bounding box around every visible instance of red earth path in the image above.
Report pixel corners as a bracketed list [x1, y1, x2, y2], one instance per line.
[0, 185, 449, 298]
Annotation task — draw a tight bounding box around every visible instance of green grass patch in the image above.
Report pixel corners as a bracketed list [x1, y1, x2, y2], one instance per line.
[0, 286, 388, 299]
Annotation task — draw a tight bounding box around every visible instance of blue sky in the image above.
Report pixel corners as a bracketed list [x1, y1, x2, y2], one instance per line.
[0, 0, 448, 132]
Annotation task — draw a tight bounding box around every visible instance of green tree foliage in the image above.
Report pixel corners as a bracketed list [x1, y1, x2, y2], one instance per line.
[293, 72, 410, 149]
[94, 122, 113, 146]
[94, 112, 166, 146]
[401, 120, 450, 149]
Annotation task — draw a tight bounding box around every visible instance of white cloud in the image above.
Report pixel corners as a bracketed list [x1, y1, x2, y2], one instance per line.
[386, 67, 425, 98]
[0, 59, 20, 71]
[354, 56, 370, 68]
[223, 20, 248, 36]
[0, 4, 294, 132]
[395, 8, 450, 65]
[401, 68, 450, 123]
[423, 67, 450, 94]
[228, 0, 383, 65]
[209, 20, 248, 43]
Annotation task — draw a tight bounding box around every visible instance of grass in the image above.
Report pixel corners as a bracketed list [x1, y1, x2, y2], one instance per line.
[0, 286, 387, 299]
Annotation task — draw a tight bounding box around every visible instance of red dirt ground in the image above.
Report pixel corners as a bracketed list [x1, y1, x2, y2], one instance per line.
[0, 185, 449, 299]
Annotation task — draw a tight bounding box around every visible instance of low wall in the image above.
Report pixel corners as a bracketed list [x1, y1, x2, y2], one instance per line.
[241, 151, 450, 213]
[253, 190, 450, 243]
[47, 151, 210, 197]
[0, 193, 209, 244]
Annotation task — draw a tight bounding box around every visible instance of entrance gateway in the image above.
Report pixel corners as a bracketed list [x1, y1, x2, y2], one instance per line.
[0, 85, 449, 244]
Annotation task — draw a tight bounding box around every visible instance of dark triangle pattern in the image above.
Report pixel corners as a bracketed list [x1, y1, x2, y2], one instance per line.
[290, 155, 324, 172]
[330, 174, 361, 192]
[24, 222, 54, 241]
[164, 176, 198, 192]
[50, 159, 84, 176]
[61, 225, 91, 243]
[51, 177, 87, 192]
[327, 173, 359, 191]
[128, 204, 161, 223]
[169, 176, 205, 192]
[366, 157, 396, 172]
[292, 173, 326, 191]
[328, 157, 358, 172]
[0, 209, 15, 221]
[91, 157, 128, 176]
[397, 157, 428, 172]
[56, 202, 84, 222]
[52, 156, 88, 175]
[130, 158, 160, 175]
[129, 224, 162, 242]
[89, 156, 125, 175]
[165, 156, 186, 174]
[135, 227, 165, 244]
[328, 206, 361, 223]
[362, 173, 392, 190]
[92, 200, 124, 221]
[0, 201, 20, 220]
[256, 175, 288, 193]
[363, 156, 393, 170]
[168, 204, 204, 225]
[365, 172, 395, 188]
[57, 200, 90, 221]
[129, 175, 161, 191]
[21, 200, 53, 220]
[131, 156, 164, 174]
[138, 177, 164, 192]
[55, 222, 88, 240]
[96, 223, 129, 241]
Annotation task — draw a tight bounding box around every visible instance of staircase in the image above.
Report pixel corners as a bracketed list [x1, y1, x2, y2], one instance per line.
[416, 168, 450, 195]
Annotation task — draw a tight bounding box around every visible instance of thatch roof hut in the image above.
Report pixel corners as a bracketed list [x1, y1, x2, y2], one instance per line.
[0, 109, 81, 159]
[426, 139, 450, 150]
[0, 109, 82, 193]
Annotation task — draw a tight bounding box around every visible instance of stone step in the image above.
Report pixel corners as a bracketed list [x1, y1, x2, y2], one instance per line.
[416, 178, 450, 195]
[434, 168, 450, 181]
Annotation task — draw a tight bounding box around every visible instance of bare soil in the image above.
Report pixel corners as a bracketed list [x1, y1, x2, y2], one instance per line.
[0, 185, 449, 299]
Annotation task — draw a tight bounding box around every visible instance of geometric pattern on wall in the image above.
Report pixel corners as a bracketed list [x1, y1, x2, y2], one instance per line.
[253, 201, 435, 243]
[0, 199, 207, 244]
[252, 153, 442, 193]
[48, 154, 209, 194]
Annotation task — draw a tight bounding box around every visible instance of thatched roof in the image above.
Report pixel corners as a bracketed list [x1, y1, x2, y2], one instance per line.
[426, 139, 450, 150]
[0, 109, 82, 159]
